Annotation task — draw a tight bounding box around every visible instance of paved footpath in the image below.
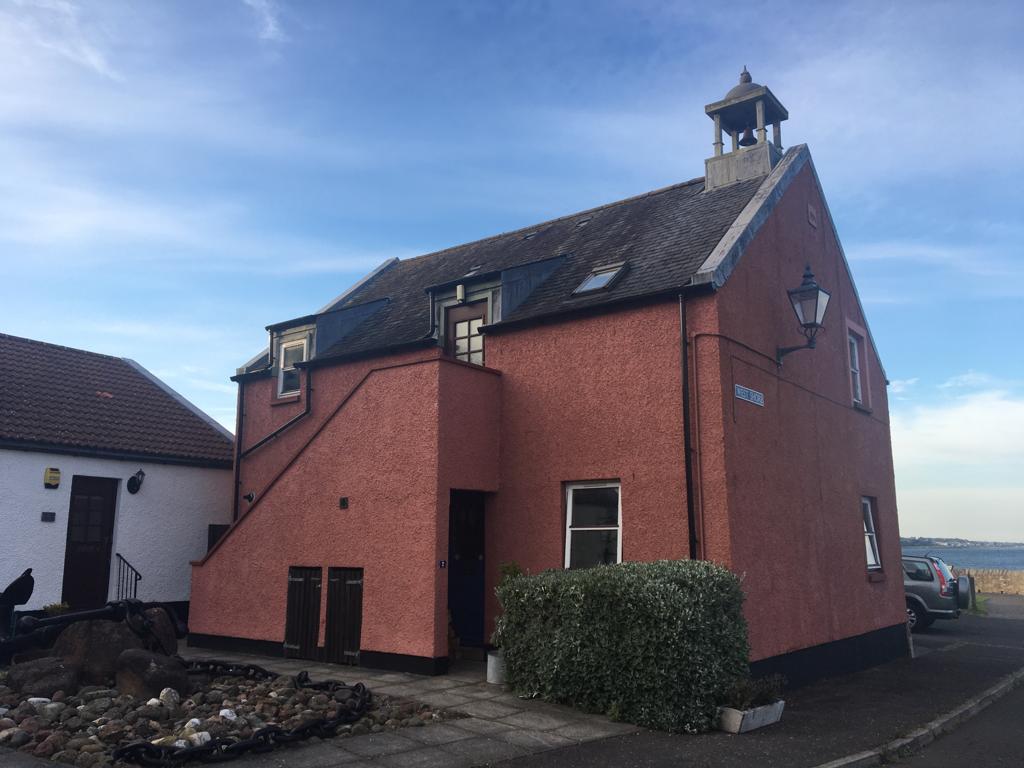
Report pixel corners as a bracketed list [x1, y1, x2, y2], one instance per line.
[4, 597, 1023, 767]
[494, 595, 1024, 768]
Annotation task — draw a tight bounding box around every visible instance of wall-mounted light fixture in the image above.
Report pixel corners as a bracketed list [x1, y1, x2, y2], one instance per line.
[776, 265, 831, 365]
[455, 284, 466, 303]
[243, 492, 255, 503]
[126, 469, 146, 494]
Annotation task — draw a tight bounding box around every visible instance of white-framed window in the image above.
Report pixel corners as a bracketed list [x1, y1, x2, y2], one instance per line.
[848, 332, 863, 405]
[564, 482, 621, 569]
[573, 263, 625, 294]
[862, 497, 881, 570]
[278, 339, 307, 396]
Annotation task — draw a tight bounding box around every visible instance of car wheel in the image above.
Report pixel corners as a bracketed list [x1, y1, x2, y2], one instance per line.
[906, 602, 931, 633]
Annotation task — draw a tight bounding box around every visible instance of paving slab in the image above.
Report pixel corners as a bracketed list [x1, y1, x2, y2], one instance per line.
[442, 735, 530, 763]
[497, 728, 579, 751]
[499, 710, 580, 731]
[451, 717, 518, 736]
[342, 732, 422, 758]
[454, 698, 525, 719]
[401, 722, 475, 745]
[377, 745, 475, 768]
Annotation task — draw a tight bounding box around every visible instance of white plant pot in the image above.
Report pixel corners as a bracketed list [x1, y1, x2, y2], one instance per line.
[716, 700, 785, 733]
[486, 650, 505, 685]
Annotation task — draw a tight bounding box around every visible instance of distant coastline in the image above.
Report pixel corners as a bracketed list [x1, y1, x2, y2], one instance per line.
[900, 536, 1024, 549]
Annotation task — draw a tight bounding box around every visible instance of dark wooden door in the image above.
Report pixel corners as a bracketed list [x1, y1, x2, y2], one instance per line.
[62, 476, 118, 609]
[448, 490, 486, 647]
[284, 567, 321, 659]
[445, 301, 487, 365]
[324, 568, 363, 665]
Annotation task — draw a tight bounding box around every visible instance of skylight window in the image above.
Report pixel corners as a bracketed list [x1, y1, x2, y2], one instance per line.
[573, 263, 625, 294]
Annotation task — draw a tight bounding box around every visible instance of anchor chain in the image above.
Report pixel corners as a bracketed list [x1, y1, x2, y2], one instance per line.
[111, 659, 372, 766]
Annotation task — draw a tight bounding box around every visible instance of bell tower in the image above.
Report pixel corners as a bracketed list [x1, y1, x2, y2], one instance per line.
[704, 67, 789, 191]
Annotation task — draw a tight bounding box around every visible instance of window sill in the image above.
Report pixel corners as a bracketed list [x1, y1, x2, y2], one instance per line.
[867, 571, 886, 583]
[271, 394, 301, 406]
[853, 402, 873, 415]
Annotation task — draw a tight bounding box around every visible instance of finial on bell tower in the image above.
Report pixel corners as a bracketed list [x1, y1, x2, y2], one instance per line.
[703, 68, 789, 191]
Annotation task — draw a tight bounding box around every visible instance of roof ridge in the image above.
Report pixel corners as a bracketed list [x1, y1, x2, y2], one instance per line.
[395, 175, 708, 268]
[0, 332, 127, 363]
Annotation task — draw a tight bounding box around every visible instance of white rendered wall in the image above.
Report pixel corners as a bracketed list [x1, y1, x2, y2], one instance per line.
[0, 448, 232, 609]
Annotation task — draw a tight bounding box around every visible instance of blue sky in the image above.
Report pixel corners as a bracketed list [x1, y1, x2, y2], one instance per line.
[1, 1, 1021, 539]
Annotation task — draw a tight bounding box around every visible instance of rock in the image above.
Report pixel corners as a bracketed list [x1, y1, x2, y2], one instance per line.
[141, 608, 179, 656]
[218, 708, 237, 721]
[64, 716, 84, 730]
[184, 718, 201, 729]
[66, 736, 93, 750]
[79, 689, 118, 704]
[136, 705, 166, 722]
[42, 702, 67, 720]
[33, 731, 67, 758]
[96, 721, 126, 741]
[75, 752, 97, 768]
[54, 621, 144, 686]
[7, 658, 82, 698]
[114, 650, 188, 701]
[0, 718, 14, 730]
[1, 728, 32, 748]
[18, 716, 44, 733]
[158, 688, 180, 709]
[187, 731, 211, 747]
[52, 690, 67, 703]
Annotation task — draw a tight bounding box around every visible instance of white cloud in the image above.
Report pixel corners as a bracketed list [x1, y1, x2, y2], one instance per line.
[939, 371, 996, 390]
[892, 389, 1024, 467]
[892, 384, 1024, 539]
[242, 0, 287, 42]
[889, 377, 918, 395]
[3, 0, 121, 80]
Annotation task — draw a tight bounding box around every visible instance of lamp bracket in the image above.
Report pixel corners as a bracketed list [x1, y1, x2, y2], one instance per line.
[776, 336, 816, 366]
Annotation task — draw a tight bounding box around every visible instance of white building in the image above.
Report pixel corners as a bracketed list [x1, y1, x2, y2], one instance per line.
[0, 333, 234, 616]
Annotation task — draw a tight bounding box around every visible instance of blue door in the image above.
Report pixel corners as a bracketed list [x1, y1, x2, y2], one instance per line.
[448, 491, 486, 648]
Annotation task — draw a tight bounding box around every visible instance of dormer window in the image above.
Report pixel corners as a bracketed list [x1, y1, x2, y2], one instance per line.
[573, 262, 625, 294]
[278, 339, 307, 395]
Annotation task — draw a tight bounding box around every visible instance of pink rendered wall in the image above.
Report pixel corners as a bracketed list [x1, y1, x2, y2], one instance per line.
[701, 164, 905, 661]
[483, 303, 690, 636]
[190, 357, 499, 659]
[234, 347, 439, 519]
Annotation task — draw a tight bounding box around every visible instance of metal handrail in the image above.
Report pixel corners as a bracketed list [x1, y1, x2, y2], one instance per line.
[114, 553, 142, 600]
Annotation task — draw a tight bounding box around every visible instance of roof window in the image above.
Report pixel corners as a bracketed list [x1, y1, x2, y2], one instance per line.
[522, 232, 537, 240]
[573, 263, 625, 294]
[575, 217, 592, 228]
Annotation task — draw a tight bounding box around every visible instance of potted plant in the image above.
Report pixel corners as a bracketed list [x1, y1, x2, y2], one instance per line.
[716, 674, 786, 733]
[487, 561, 523, 685]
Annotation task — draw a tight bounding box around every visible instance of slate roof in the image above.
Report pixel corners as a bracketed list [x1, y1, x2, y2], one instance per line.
[257, 174, 764, 365]
[0, 333, 234, 467]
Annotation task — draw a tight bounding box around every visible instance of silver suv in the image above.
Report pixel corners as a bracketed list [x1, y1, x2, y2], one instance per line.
[902, 555, 969, 632]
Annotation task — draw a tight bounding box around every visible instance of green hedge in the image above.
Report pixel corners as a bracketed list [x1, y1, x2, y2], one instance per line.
[494, 559, 749, 733]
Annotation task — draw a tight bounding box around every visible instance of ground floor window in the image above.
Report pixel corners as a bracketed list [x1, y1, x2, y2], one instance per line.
[862, 496, 881, 570]
[564, 482, 621, 569]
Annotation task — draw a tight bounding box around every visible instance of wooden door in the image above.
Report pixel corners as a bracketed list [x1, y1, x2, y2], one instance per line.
[62, 476, 118, 609]
[284, 567, 322, 659]
[445, 301, 487, 365]
[324, 568, 363, 665]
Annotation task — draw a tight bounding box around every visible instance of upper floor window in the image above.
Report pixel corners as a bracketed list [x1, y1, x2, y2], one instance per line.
[278, 339, 307, 396]
[446, 301, 486, 365]
[862, 497, 881, 570]
[573, 262, 625, 294]
[848, 332, 863, 405]
[565, 482, 621, 569]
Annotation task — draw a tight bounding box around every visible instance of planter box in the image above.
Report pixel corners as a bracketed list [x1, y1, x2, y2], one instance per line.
[716, 700, 785, 733]
[486, 650, 505, 685]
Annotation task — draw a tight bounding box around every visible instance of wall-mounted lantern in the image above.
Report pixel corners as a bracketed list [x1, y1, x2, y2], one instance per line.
[126, 469, 146, 494]
[777, 265, 831, 365]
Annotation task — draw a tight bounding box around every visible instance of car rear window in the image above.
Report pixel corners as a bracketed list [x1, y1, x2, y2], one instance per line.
[903, 560, 934, 581]
[933, 559, 955, 581]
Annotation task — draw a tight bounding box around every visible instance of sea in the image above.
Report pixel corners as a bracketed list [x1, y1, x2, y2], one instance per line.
[901, 546, 1024, 571]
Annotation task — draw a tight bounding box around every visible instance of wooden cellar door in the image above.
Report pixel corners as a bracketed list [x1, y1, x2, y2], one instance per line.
[324, 568, 363, 665]
[284, 566, 321, 659]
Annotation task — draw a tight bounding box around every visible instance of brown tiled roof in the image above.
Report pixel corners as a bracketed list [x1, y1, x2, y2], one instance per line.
[309, 175, 763, 360]
[0, 333, 233, 467]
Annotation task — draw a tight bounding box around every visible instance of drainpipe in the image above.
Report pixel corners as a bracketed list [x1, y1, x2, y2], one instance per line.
[679, 294, 699, 560]
[232, 379, 245, 521]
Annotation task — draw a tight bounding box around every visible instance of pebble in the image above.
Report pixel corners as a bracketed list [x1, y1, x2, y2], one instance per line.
[219, 708, 237, 721]
[159, 688, 181, 709]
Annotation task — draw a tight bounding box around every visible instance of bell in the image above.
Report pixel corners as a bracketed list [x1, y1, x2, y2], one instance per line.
[738, 126, 757, 147]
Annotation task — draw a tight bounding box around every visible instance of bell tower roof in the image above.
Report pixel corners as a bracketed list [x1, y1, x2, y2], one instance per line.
[705, 67, 788, 135]
[702, 68, 790, 191]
